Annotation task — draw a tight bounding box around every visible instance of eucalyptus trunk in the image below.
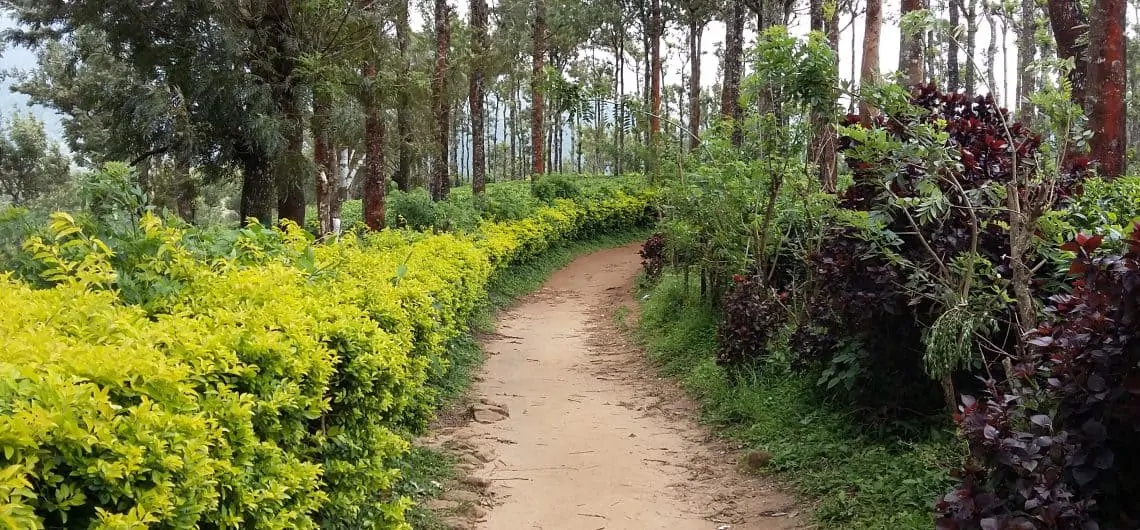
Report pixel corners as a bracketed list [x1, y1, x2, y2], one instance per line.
[531, 0, 547, 178]
[432, 0, 453, 200]
[363, 62, 386, 230]
[1085, 0, 1127, 178]
[859, 0, 882, 126]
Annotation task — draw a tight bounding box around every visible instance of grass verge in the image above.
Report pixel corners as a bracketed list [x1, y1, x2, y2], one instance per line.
[635, 273, 961, 529]
[398, 227, 653, 526]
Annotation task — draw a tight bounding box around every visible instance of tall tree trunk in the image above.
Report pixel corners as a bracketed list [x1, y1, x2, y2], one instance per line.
[314, 93, 335, 235]
[1045, 0, 1089, 102]
[432, 0, 453, 200]
[1085, 0, 1127, 178]
[395, 0, 413, 192]
[948, 0, 961, 91]
[810, 0, 838, 191]
[363, 62, 386, 230]
[985, 10, 998, 96]
[963, 0, 978, 94]
[511, 78, 518, 179]
[239, 147, 275, 226]
[900, 0, 926, 86]
[531, 0, 547, 178]
[470, 0, 487, 195]
[616, 28, 625, 175]
[649, 0, 662, 179]
[721, 0, 745, 147]
[688, 20, 703, 151]
[1016, 0, 1037, 122]
[859, 0, 882, 126]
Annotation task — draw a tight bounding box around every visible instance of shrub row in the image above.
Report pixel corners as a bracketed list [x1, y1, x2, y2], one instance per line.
[0, 186, 655, 529]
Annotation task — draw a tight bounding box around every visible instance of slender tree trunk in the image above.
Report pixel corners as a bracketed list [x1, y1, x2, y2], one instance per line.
[687, 20, 703, 151]
[1045, 0, 1089, 102]
[810, 0, 838, 191]
[859, 0, 882, 126]
[985, 10, 999, 96]
[1017, 0, 1037, 122]
[363, 62, 386, 230]
[721, 0, 745, 147]
[511, 78, 518, 179]
[963, 0, 978, 94]
[334, 149, 348, 221]
[432, 0, 453, 200]
[314, 93, 335, 235]
[649, 0, 662, 179]
[395, 0, 413, 192]
[948, 0, 961, 91]
[531, 0, 547, 178]
[471, 21, 486, 194]
[900, 0, 926, 86]
[1086, 0, 1127, 178]
[617, 28, 625, 175]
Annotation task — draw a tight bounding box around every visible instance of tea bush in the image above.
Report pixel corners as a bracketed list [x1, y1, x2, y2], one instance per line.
[0, 182, 656, 529]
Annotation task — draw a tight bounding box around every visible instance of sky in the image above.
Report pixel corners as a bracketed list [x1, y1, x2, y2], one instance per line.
[0, 16, 65, 139]
[0, 1, 1023, 147]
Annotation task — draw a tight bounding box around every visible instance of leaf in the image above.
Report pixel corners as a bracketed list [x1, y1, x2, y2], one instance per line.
[1030, 415, 1052, 429]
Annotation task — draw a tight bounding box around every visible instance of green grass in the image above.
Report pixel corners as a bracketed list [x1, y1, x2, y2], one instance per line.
[636, 274, 961, 530]
[393, 447, 456, 529]
[399, 226, 653, 525]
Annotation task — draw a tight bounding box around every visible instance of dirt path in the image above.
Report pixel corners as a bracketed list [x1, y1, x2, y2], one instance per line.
[422, 243, 801, 530]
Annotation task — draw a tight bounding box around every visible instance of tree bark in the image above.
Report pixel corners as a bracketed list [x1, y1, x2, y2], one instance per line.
[721, 0, 745, 147]
[363, 62, 386, 230]
[1016, 0, 1036, 122]
[432, 0, 453, 200]
[314, 93, 335, 235]
[470, 0, 488, 195]
[985, 10, 998, 96]
[810, 0, 838, 191]
[1085, 0, 1127, 178]
[899, 0, 925, 86]
[531, 0, 547, 179]
[1045, 0, 1089, 102]
[239, 147, 275, 226]
[649, 0, 662, 179]
[963, 0, 978, 94]
[948, 0, 961, 91]
[687, 19, 703, 152]
[859, 0, 882, 126]
[395, 0, 413, 192]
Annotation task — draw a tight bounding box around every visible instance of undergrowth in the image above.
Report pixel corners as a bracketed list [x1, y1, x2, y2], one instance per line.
[636, 274, 961, 529]
[400, 227, 652, 524]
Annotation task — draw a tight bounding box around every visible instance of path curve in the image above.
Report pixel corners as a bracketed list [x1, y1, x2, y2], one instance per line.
[423, 242, 801, 530]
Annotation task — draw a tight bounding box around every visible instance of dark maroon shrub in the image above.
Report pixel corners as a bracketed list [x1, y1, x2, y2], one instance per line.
[640, 232, 666, 280]
[937, 229, 1140, 529]
[716, 274, 787, 365]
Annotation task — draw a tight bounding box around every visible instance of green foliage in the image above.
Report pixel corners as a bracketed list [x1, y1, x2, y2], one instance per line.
[0, 186, 657, 529]
[637, 275, 958, 529]
[532, 174, 583, 203]
[0, 112, 71, 206]
[387, 188, 438, 230]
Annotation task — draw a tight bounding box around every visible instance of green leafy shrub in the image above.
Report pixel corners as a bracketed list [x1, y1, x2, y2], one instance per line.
[532, 174, 582, 203]
[386, 188, 437, 230]
[0, 186, 657, 529]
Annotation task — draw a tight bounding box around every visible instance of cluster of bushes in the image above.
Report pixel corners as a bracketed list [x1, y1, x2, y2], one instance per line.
[0, 174, 655, 529]
[646, 81, 1140, 527]
[303, 175, 647, 234]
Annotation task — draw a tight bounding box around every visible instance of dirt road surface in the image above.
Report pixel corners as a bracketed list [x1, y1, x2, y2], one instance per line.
[422, 243, 801, 529]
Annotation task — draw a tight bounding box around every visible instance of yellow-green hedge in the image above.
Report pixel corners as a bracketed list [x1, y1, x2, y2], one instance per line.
[0, 188, 655, 529]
